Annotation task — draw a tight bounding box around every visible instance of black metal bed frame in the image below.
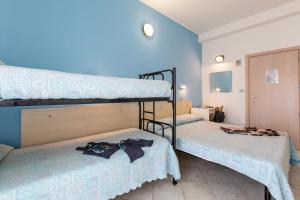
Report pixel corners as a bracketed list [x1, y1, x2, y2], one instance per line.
[0, 67, 178, 185]
[138, 68, 176, 149]
[265, 186, 272, 200]
[138, 68, 177, 185]
[0, 97, 170, 107]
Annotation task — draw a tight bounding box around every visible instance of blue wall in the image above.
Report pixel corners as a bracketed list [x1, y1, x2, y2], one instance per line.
[0, 0, 202, 148]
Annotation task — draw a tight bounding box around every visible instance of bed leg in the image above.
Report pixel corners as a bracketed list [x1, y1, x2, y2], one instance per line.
[172, 178, 178, 186]
[264, 186, 271, 200]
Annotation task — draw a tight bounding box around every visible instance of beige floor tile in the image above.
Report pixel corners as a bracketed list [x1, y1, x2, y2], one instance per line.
[238, 181, 264, 200]
[208, 182, 248, 200]
[181, 167, 207, 183]
[200, 165, 235, 184]
[153, 179, 184, 200]
[226, 170, 258, 185]
[292, 185, 300, 200]
[182, 181, 216, 200]
[290, 165, 300, 186]
[120, 182, 153, 200]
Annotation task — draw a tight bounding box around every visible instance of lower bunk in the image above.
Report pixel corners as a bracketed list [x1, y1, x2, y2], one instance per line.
[0, 128, 180, 200]
[149, 115, 299, 200]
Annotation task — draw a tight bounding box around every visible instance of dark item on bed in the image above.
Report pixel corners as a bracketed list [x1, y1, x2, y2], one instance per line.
[220, 126, 281, 136]
[213, 106, 225, 123]
[119, 139, 153, 162]
[76, 139, 154, 163]
[76, 142, 120, 159]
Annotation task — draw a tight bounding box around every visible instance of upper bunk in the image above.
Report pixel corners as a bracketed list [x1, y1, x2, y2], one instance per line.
[0, 65, 176, 106]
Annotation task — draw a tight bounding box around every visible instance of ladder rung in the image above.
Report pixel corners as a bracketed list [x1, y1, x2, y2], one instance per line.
[144, 111, 154, 114]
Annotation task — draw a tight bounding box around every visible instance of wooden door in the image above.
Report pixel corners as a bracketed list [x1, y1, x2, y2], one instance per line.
[248, 49, 300, 149]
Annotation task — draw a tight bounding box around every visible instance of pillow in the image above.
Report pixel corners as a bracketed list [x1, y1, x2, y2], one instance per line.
[147, 114, 203, 132]
[0, 144, 14, 162]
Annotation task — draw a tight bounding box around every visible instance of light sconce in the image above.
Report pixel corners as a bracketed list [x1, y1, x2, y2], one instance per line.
[215, 55, 225, 63]
[179, 84, 187, 90]
[142, 23, 154, 38]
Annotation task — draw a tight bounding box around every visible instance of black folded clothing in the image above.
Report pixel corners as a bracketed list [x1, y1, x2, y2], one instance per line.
[76, 139, 154, 163]
[122, 139, 153, 147]
[76, 142, 119, 159]
[119, 139, 154, 162]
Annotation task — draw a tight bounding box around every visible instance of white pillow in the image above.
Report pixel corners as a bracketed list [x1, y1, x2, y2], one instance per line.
[0, 144, 14, 162]
[148, 114, 203, 132]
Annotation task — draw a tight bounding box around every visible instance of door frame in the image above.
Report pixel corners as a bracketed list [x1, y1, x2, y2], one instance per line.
[245, 46, 300, 126]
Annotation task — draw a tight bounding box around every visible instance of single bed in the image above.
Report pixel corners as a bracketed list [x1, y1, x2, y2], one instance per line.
[150, 116, 298, 200]
[0, 65, 171, 106]
[0, 128, 180, 200]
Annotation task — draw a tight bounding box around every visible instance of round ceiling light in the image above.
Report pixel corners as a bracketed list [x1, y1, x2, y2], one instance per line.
[215, 55, 225, 63]
[142, 23, 154, 38]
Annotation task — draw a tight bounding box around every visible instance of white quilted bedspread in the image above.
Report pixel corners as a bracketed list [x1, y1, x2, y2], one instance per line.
[0, 128, 180, 200]
[0, 65, 171, 100]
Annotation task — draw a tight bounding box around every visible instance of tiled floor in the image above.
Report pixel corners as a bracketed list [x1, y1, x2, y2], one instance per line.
[115, 151, 300, 200]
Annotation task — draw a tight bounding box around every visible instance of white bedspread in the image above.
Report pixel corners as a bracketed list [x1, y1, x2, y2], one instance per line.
[0, 128, 180, 200]
[160, 121, 294, 200]
[0, 66, 171, 100]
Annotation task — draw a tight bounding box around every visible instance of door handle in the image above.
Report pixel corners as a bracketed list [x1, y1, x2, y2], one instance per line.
[251, 96, 258, 103]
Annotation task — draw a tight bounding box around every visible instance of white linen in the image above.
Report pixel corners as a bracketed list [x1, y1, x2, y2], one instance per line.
[0, 128, 180, 200]
[0, 66, 171, 100]
[158, 121, 294, 200]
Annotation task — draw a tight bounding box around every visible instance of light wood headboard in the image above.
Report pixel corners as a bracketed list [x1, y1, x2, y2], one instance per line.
[144, 100, 192, 119]
[21, 100, 192, 147]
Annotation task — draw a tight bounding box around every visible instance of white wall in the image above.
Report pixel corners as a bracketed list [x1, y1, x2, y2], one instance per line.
[201, 11, 300, 125]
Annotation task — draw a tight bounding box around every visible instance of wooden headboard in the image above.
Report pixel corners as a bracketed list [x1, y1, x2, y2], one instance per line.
[21, 100, 192, 147]
[144, 100, 192, 119]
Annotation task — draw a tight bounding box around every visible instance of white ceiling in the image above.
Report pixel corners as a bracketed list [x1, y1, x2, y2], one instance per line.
[141, 0, 296, 34]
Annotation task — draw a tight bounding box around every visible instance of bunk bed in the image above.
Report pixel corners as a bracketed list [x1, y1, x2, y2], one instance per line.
[0, 65, 180, 200]
[149, 116, 298, 200]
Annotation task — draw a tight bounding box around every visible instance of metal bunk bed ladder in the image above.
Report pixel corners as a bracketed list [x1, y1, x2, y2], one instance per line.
[138, 68, 176, 148]
[138, 68, 177, 185]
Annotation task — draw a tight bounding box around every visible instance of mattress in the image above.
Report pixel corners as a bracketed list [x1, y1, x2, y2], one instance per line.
[0, 128, 180, 200]
[157, 120, 296, 200]
[0, 66, 171, 100]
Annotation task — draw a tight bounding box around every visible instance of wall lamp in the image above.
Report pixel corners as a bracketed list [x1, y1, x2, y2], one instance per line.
[179, 84, 187, 90]
[215, 55, 225, 63]
[142, 23, 154, 38]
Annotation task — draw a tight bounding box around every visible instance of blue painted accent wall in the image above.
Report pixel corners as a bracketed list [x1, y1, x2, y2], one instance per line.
[0, 0, 202, 148]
